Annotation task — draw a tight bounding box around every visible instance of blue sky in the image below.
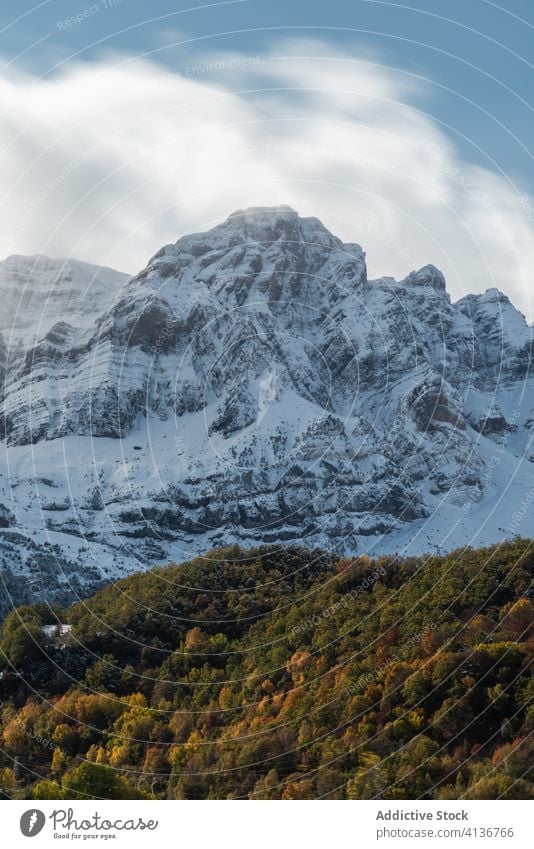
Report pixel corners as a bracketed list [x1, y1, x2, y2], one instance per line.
[3, 0, 533, 189]
[0, 1, 532, 316]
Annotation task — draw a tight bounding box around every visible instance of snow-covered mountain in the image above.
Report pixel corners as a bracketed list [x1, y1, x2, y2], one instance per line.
[0, 206, 533, 612]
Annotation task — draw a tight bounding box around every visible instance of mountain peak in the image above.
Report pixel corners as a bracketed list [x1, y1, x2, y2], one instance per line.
[221, 205, 300, 240]
[402, 264, 447, 291]
[145, 206, 365, 310]
[227, 204, 298, 222]
[220, 205, 343, 249]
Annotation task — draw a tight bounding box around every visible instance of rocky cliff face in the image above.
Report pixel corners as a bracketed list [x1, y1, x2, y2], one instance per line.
[0, 207, 532, 610]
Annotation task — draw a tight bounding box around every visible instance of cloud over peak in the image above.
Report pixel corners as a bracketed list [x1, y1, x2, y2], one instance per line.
[1, 40, 532, 318]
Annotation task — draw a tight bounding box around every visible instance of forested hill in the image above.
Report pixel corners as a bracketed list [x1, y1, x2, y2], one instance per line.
[0, 540, 532, 800]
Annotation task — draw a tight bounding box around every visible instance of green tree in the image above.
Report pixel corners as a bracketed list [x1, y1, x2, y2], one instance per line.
[62, 762, 146, 800]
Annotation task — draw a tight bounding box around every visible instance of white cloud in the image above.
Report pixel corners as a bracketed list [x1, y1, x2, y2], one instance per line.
[0, 41, 532, 319]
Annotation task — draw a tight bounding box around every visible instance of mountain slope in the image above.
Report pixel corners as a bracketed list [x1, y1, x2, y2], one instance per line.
[0, 541, 532, 799]
[0, 208, 533, 608]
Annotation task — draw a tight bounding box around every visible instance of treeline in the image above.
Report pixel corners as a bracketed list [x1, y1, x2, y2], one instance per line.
[0, 540, 532, 799]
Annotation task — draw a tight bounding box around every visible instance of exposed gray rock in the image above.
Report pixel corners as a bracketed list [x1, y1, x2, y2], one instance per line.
[0, 207, 532, 608]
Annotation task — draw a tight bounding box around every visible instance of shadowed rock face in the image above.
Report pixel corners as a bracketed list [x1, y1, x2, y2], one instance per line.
[0, 207, 532, 607]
